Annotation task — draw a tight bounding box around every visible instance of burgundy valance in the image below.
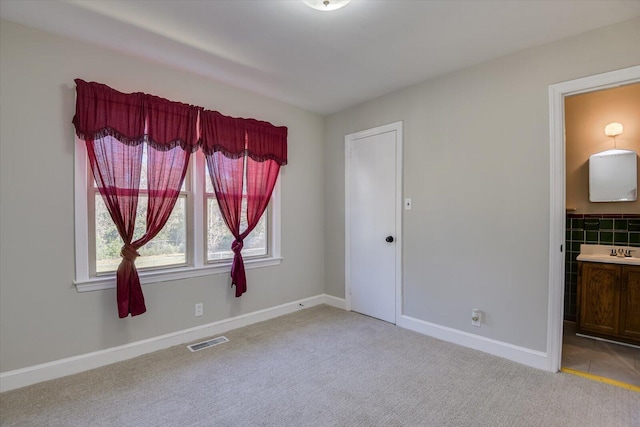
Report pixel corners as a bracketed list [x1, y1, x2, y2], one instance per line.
[72, 79, 287, 162]
[200, 110, 247, 158]
[73, 79, 146, 146]
[200, 110, 288, 165]
[144, 94, 200, 152]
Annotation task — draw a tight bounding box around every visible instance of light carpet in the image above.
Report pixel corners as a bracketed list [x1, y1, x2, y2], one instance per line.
[1, 305, 638, 426]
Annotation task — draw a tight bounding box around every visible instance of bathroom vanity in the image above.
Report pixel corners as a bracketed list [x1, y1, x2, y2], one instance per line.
[576, 245, 640, 346]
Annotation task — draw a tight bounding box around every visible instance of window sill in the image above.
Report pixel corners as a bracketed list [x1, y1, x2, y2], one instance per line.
[74, 257, 283, 292]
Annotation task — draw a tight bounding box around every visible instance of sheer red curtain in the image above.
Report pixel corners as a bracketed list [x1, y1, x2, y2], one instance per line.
[73, 80, 198, 317]
[86, 138, 146, 316]
[119, 97, 197, 317]
[201, 111, 287, 296]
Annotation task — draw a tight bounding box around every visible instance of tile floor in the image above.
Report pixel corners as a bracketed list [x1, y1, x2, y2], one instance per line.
[562, 321, 640, 386]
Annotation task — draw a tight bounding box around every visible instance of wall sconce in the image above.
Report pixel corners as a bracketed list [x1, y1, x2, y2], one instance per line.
[604, 122, 623, 137]
[604, 122, 623, 148]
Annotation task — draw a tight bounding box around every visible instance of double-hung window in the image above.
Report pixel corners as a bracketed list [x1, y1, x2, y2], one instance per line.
[205, 159, 269, 262]
[90, 144, 190, 275]
[75, 143, 282, 291]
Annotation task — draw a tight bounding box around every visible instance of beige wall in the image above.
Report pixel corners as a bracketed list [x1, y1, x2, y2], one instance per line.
[565, 84, 640, 214]
[0, 20, 325, 372]
[325, 18, 640, 352]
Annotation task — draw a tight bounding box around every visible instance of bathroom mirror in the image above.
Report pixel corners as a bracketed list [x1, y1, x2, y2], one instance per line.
[589, 149, 637, 202]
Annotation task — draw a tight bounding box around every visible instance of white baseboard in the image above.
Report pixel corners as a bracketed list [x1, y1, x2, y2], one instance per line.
[3, 297, 547, 392]
[0, 294, 345, 393]
[322, 294, 347, 310]
[397, 314, 549, 370]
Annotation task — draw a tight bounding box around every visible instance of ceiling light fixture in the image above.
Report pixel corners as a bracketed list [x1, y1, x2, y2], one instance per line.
[303, 0, 351, 12]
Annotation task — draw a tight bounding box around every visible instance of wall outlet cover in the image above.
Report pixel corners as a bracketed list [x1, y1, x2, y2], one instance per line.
[471, 309, 481, 327]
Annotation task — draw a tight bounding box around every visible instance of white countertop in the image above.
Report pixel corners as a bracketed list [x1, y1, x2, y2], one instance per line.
[577, 244, 640, 266]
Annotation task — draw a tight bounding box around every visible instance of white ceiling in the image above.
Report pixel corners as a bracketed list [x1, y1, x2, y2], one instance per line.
[2, 0, 639, 114]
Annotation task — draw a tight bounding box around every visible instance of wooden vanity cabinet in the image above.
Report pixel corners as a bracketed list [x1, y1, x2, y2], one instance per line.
[576, 261, 640, 345]
[619, 265, 640, 341]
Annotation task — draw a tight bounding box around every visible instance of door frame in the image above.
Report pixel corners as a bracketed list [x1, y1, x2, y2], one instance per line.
[547, 65, 640, 372]
[345, 121, 403, 324]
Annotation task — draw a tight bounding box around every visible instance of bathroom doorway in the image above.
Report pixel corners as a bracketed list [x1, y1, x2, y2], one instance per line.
[548, 66, 640, 388]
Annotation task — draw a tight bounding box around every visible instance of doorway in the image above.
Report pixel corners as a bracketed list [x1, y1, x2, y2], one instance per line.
[562, 83, 640, 388]
[345, 122, 403, 324]
[547, 66, 640, 383]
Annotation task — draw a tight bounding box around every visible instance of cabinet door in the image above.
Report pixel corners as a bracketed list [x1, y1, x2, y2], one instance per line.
[579, 263, 620, 335]
[620, 265, 640, 341]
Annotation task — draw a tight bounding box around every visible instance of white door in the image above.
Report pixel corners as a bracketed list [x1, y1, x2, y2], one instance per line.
[346, 123, 402, 324]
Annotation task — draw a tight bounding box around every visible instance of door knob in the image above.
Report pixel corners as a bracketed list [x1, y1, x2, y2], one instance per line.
[385, 236, 394, 243]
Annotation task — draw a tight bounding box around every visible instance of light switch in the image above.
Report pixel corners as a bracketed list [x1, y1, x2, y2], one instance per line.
[405, 198, 412, 210]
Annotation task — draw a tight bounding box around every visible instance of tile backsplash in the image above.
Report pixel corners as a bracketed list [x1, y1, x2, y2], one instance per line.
[564, 213, 640, 321]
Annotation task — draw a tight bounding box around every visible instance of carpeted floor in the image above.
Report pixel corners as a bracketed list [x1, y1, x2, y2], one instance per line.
[1, 305, 638, 426]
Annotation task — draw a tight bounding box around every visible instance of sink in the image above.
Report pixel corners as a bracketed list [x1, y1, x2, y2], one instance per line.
[577, 244, 640, 266]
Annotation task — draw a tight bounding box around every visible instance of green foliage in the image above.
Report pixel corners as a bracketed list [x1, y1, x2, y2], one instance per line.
[206, 197, 266, 260]
[95, 199, 123, 260]
[96, 192, 267, 272]
[95, 195, 187, 271]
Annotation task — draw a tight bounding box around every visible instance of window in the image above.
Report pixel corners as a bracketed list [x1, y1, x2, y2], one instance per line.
[205, 160, 268, 262]
[72, 79, 287, 307]
[90, 144, 190, 274]
[75, 142, 282, 291]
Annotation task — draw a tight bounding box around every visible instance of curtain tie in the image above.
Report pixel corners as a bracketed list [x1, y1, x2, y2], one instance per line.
[121, 244, 140, 262]
[231, 239, 244, 254]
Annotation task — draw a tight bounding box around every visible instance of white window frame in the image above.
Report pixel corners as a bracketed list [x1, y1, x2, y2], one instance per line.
[201, 152, 272, 264]
[74, 138, 282, 292]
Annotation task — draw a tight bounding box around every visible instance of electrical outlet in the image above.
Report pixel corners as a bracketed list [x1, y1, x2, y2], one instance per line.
[471, 309, 481, 327]
[195, 303, 203, 317]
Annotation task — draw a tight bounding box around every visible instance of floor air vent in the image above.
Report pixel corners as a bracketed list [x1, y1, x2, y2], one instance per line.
[187, 336, 229, 352]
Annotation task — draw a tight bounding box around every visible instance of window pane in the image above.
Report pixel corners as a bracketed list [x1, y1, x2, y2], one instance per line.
[93, 144, 186, 191]
[205, 169, 214, 194]
[204, 160, 243, 194]
[139, 144, 148, 190]
[206, 197, 267, 261]
[95, 195, 187, 273]
[95, 195, 125, 273]
[137, 197, 187, 269]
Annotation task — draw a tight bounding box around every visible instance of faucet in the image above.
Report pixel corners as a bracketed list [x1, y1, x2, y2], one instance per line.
[608, 247, 635, 257]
